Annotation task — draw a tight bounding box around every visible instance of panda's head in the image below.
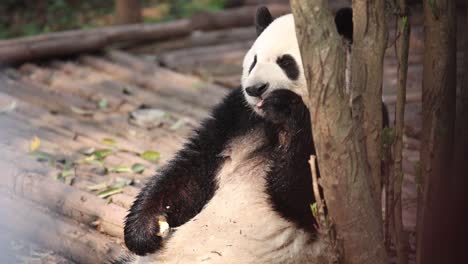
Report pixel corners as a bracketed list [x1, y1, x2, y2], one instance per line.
[241, 8, 304, 114]
[242, 6, 352, 115]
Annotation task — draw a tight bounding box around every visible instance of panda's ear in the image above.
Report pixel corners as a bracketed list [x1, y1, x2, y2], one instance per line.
[334, 7, 353, 43]
[255, 6, 273, 36]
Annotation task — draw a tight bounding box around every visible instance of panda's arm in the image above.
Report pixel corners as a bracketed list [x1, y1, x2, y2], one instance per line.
[124, 88, 257, 256]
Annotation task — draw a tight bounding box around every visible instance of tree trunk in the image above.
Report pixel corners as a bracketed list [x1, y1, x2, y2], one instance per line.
[448, 3, 468, 263]
[115, 0, 142, 25]
[290, 1, 388, 263]
[416, 0, 457, 263]
[350, 0, 388, 211]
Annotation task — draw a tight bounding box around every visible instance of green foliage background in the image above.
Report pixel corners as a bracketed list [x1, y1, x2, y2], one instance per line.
[0, 0, 226, 39]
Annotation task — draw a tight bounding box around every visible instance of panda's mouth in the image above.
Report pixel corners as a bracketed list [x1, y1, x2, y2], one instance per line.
[255, 99, 264, 108]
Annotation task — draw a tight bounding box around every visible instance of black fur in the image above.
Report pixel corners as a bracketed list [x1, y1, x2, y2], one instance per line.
[249, 54, 257, 74]
[124, 88, 317, 257]
[255, 6, 273, 36]
[276, 54, 300, 81]
[259, 90, 317, 232]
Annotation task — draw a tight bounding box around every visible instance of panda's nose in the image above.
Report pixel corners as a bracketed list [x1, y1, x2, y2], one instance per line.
[245, 83, 269, 97]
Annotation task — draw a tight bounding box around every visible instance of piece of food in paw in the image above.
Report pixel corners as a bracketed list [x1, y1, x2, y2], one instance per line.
[156, 215, 170, 237]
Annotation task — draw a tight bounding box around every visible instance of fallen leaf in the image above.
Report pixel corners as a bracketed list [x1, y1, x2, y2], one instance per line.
[97, 186, 124, 199]
[140, 151, 160, 162]
[108, 165, 132, 173]
[170, 119, 185, 131]
[0, 100, 16, 114]
[70, 106, 94, 116]
[101, 138, 117, 146]
[29, 136, 41, 152]
[129, 108, 168, 128]
[98, 98, 108, 110]
[28, 151, 53, 162]
[87, 182, 108, 191]
[86, 149, 113, 162]
[131, 163, 145, 174]
[113, 177, 133, 188]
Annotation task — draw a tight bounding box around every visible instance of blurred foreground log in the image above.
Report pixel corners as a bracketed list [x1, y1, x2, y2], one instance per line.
[0, 194, 124, 263]
[0, 159, 127, 238]
[0, 4, 289, 65]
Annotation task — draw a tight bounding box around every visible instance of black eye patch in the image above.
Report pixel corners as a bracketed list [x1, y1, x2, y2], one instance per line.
[249, 55, 257, 74]
[276, 54, 299, 80]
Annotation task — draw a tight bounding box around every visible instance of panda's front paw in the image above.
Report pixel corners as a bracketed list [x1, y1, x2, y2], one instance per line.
[124, 213, 170, 256]
[260, 89, 305, 124]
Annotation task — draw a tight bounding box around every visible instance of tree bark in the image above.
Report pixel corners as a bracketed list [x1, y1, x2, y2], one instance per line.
[115, 0, 142, 25]
[291, 1, 388, 263]
[350, 0, 388, 211]
[417, 0, 457, 263]
[448, 3, 468, 263]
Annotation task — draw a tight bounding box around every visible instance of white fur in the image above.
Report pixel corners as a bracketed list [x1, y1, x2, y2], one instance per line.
[241, 14, 307, 112]
[134, 130, 324, 264]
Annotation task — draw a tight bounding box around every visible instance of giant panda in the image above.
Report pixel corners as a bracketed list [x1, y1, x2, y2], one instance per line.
[118, 6, 360, 264]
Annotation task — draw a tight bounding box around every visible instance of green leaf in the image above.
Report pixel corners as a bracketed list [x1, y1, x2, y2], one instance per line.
[59, 168, 73, 178]
[140, 151, 160, 162]
[28, 151, 54, 163]
[97, 187, 124, 199]
[90, 149, 113, 161]
[113, 177, 133, 188]
[402, 16, 408, 30]
[310, 203, 318, 218]
[131, 163, 145, 174]
[87, 182, 108, 191]
[169, 119, 185, 131]
[101, 138, 117, 146]
[108, 165, 132, 173]
[98, 98, 108, 110]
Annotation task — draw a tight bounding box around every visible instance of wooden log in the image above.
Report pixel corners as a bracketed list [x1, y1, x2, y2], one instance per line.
[157, 41, 251, 70]
[190, 4, 290, 31]
[0, 150, 127, 238]
[105, 50, 227, 99]
[71, 180, 137, 210]
[0, 20, 191, 65]
[0, 4, 289, 65]
[80, 55, 225, 111]
[0, 193, 124, 264]
[0, 71, 186, 162]
[130, 27, 256, 54]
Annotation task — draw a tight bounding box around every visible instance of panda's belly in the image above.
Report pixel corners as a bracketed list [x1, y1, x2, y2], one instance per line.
[139, 131, 324, 264]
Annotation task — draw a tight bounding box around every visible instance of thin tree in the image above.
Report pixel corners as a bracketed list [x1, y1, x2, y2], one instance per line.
[416, 0, 457, 263]
[447, 1, 468, 262]
[115, 0, 142, 25]
[291, 1, 388, 263]
[350, 0, 388, 210]
[391, 0, 410, 263]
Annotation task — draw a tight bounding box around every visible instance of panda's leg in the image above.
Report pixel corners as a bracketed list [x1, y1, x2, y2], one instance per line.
[260, 89, 318, 233]
[124, 88, 260, 256]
